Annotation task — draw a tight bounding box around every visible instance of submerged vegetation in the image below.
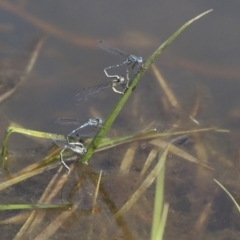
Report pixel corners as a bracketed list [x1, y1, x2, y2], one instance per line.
[0, 7, 239, 240]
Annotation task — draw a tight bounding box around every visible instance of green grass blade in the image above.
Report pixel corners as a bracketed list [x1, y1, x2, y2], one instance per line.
[151, 151, 166, 240]
[0, 204, 72, 211]
[0, 126, 78, 170]
[80, 10, 213, 164]
[1, 126, 66, 166]
[155, 203, 169, 240]
[115, 145, 169, 218]
[97, 127, 219, 150]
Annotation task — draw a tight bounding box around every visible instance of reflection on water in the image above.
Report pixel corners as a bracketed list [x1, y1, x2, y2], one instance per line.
[0, 1, 240, 240]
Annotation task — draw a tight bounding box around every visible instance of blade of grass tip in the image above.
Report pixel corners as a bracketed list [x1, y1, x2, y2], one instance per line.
[155, 203, 169, 240]
[80, 10, 212, 165]
[151, 151, 166, 240]
[25, 35, 46, 75]
[145, 10, 212, 68]
[115, 145, 169, 218]
[149, 138, 214, 170]
[188, 86, 204, 120]
[140, 146, 159, 178]
[216, 129, 230, 133]
[214, 179, 240, 213]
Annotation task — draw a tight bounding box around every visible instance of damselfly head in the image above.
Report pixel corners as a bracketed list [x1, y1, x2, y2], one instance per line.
[96, 117, 103, 125]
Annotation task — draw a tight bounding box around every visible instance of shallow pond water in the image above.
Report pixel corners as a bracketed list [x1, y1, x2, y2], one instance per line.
[0, 1, 240, 240]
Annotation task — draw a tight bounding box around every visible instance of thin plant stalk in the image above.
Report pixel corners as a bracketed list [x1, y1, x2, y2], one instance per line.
[214, 179, 240, 213]
[80, 10, 213, 165]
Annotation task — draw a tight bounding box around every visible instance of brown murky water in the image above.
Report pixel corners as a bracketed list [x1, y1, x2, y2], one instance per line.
[0, 1, 240, 239]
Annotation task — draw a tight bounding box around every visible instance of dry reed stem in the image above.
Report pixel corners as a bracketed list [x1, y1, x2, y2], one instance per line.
[33, 201, 80, 240]
[0, 212, 29, 225]
[13, 165, 73, 239]
[192, 201, 212, 234]
[152, 64, 180, 109]
[92, 170, 102, 211]
[115, 146, 169, 218]
[150, 137, 213, 170]
[0, 1, 94, 48]
[140, 146, 159, 177]
[0, 35, 45, 103]
[119, 142, 138, 174]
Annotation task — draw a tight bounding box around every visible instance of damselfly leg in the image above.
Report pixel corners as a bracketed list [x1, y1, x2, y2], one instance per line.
[54, 139, 87, 173]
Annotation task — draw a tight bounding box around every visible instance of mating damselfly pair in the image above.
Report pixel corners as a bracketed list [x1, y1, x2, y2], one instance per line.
[77, 40, 143, 101]
[55, 40, 143, 172]
[54, 117, 102, 173]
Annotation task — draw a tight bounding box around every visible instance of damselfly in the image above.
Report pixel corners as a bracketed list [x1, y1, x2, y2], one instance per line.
[54, 139, 87, 173]
[77, 69, 129, 101]
[97, 40, 143, 71]
[56, 117, 102, 143]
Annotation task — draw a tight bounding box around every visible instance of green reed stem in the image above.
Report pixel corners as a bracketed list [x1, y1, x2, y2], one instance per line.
[80, 10, 213, 164]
